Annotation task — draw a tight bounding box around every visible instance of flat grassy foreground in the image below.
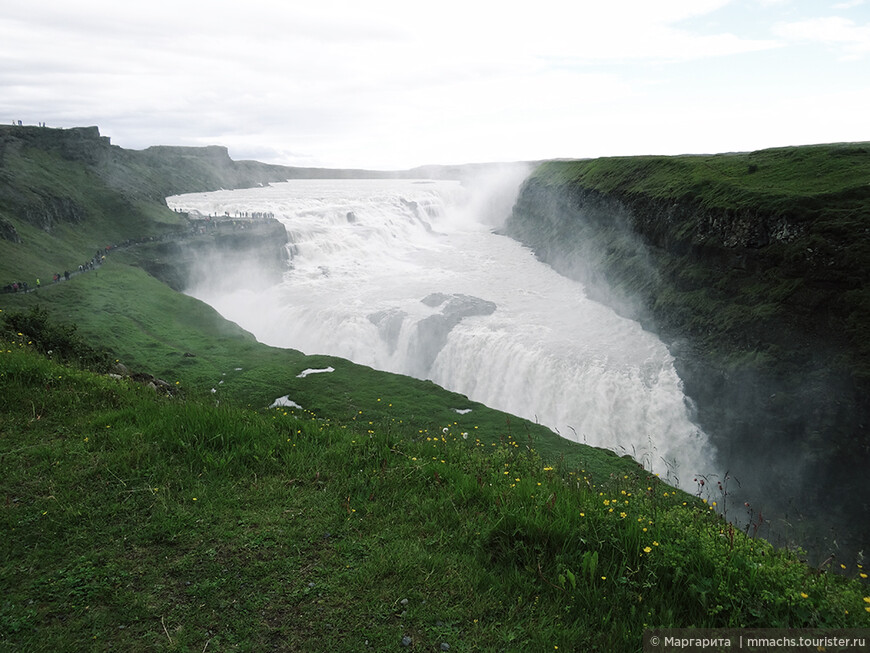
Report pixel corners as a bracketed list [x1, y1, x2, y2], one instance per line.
[2, 322, 869, 651]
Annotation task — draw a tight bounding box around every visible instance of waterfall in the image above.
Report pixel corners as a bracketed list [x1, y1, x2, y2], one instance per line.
[168, 175, 715, 483]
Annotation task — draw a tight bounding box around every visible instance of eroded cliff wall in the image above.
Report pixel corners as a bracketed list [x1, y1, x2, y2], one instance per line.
[128, 219, 290, 291]
[504, 145, 870, 557]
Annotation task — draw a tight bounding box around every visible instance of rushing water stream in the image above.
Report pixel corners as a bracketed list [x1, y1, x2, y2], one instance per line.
[168, 175, 715, 484]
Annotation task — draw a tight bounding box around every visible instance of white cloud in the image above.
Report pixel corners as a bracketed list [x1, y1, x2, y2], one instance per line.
[774, 16, 870, 59]
[0, 0, 866, 167]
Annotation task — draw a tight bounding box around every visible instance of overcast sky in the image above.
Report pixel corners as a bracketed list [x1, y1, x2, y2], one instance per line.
[2, 0, 868, 169]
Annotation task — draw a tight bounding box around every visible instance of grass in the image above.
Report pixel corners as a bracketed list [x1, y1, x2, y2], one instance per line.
[533, 143, 870, 211]
[2, 336, 868, 652]
[3, 128, 870, 649]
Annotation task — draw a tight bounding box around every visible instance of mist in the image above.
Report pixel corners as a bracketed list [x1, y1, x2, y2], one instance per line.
[451, 163, 535, 229]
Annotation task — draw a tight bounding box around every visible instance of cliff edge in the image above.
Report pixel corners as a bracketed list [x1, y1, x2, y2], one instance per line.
[504, 144, 870, 557]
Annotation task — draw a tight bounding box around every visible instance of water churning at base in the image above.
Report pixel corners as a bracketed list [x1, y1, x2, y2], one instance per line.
[168, 176, 714, 483]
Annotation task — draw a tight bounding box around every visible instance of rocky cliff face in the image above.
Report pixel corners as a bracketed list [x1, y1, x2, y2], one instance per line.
[131, 219, 290, 292]
[504, 157, 870, 560]
[0, 125, 111, 165]
[110, 144, 299, 201]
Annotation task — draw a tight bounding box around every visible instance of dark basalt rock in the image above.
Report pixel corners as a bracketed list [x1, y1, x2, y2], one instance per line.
[407, 293, 497, 378]
[0, 216, 20, 242]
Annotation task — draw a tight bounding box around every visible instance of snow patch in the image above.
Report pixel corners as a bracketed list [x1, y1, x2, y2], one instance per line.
[270, 396, 303, 409]
[296, 366, 335, 378]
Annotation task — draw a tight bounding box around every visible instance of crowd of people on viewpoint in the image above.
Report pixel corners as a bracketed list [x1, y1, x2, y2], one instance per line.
[2, 248, 110, 294]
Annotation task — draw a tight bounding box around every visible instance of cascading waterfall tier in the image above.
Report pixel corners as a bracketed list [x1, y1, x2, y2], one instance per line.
[168, 177, 715, 483]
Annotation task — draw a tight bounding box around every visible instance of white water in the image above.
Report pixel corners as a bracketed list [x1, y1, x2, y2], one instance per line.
[168, 175, 714, 483]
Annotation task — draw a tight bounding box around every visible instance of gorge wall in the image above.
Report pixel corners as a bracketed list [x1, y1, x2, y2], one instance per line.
[503, 146, 870, 559]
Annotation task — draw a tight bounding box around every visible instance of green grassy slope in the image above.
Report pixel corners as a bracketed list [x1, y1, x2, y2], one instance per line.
[2, 331, 868, 651]
[0, 132, 186, 283]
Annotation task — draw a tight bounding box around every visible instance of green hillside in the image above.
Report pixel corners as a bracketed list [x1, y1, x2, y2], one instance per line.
[3, 314, 868, 651]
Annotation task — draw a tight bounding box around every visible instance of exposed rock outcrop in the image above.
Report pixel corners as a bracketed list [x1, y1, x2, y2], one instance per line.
[130, 218, 290, 291]
[23, 193, 87, 231]
[0, 216, 20, 242]
[408, 293, 497, 377]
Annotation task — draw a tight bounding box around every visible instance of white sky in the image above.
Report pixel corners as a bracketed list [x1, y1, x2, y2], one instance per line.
[2, 0, 868, 169]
